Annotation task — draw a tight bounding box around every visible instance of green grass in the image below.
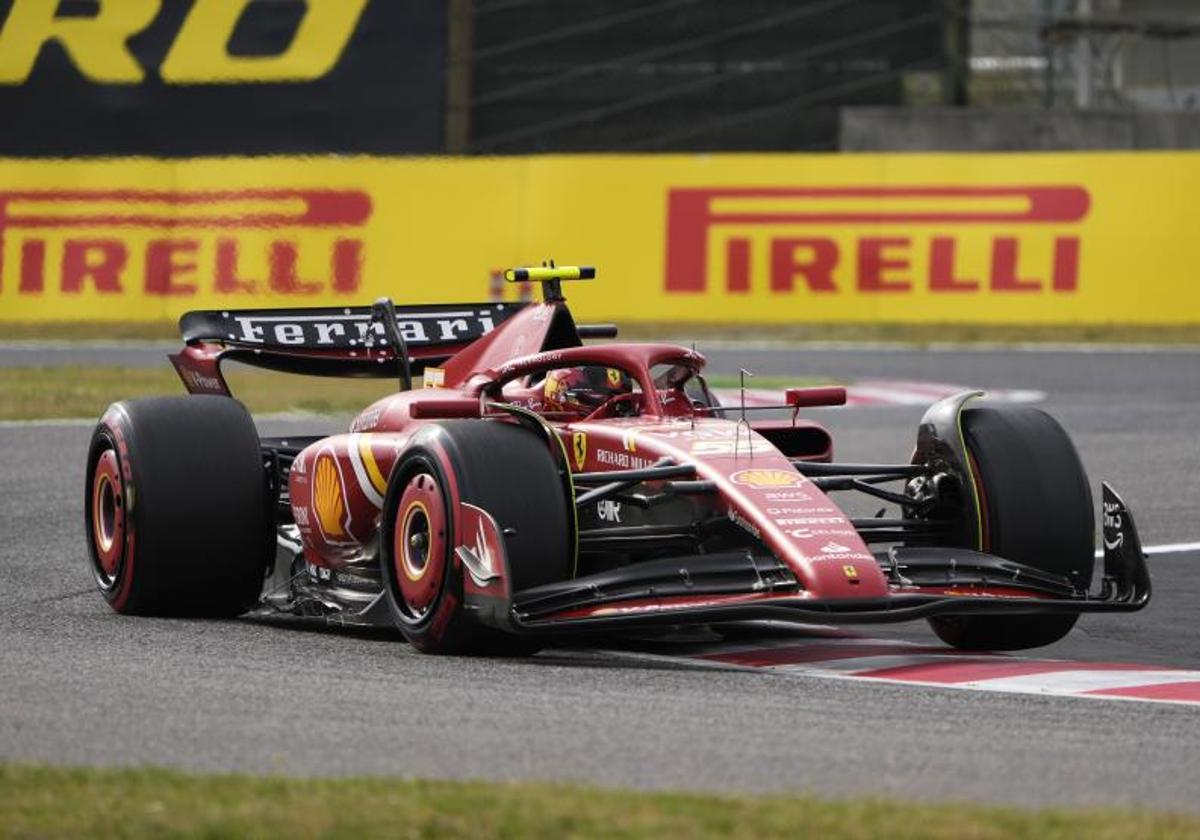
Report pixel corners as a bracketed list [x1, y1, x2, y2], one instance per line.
[703, 374, 836, 390]
[4, 321, 1200, 345]
[0, 366, 397, 421]
[1, 764, 1197, 840]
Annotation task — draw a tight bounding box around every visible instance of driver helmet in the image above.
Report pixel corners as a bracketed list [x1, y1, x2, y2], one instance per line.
[544, 366, 631, 414]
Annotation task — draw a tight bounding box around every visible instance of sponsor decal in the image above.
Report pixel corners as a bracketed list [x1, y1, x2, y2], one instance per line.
[499, 350, 566, 379]
[596, 449, 653, 470]
[730, 468, 803, 489]
[180, 367, 222, 393]
[764, 490, 816, 501]
[786, 527, 857, 539]
[766, 505, 813, 514]
[842, 564, 859, 580]
[1102, 499, 1124, 550]
[786, 516, 847, 525]
[332, 569, 378, 590]
[692, 439, 742, 456]
[312, 451, 350, 541]
[637, 425, 742, 442]
[216, 306, 502, 347]
[664, 185, 1089, 297]
[606, 367, 623, 388]
[622, 428, 638, 453]
[350, 405, 383, 433]
[572, 432, 588, 471]
[597, 500, 622, 523]
[811, 539, 873, 561]
[423, 367, 446, 389]
[0, 188, 369, 298]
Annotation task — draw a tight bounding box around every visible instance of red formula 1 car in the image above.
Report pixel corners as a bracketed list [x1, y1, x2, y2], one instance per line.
[85, 266, 1150, 654]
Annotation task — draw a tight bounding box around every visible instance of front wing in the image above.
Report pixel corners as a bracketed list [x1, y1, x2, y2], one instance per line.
[471, 483, 1151, 635]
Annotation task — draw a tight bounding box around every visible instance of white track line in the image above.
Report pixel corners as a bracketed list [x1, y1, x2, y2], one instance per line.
[0, 410, 340, 429]
[1092, 541, 1200, 558]
[0, 417, 96, 428]
[952, 669, 1200, 695]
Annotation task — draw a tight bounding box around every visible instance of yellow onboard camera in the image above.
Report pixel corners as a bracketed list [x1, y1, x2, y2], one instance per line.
[504, 264, 596, 301]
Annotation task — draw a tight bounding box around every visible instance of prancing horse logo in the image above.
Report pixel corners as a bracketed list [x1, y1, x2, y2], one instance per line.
[572, 432, 587, 471]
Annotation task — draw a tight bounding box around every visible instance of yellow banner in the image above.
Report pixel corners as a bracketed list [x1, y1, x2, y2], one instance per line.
[0, 152, 1196, 324]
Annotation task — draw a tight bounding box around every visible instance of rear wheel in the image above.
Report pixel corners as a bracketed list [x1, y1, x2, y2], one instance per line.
[85, 396, 272, 616]
[380, 420, 572, 655]
[928, 406, 1094, 651]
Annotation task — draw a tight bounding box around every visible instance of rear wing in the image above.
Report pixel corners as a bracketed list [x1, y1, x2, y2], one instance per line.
[171, 302, 529, 393]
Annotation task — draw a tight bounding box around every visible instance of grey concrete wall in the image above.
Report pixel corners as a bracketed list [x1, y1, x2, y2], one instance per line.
[840, 107, 1200, 151]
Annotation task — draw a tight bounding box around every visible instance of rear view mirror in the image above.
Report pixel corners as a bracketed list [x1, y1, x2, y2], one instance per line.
[785, 386, 847, 408]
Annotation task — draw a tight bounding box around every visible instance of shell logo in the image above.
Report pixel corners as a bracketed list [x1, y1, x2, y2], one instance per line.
[313, 453, 348, 539]
[730, 468, 803, 489]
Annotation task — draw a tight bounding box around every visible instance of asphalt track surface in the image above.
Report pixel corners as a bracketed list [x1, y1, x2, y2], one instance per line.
[1, 342, 1198, 810]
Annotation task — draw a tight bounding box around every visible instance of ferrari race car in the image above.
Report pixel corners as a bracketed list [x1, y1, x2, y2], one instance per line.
[85, 266, 1151, 654]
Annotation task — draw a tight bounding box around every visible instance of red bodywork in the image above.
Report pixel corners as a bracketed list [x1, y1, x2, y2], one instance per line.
[182, 299, 966, 619]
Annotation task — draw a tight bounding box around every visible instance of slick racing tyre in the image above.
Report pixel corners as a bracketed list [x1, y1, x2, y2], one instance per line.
[380, 420, 572, 655]
[85, 396, 272, 617]
[929, 405, 1094, 651]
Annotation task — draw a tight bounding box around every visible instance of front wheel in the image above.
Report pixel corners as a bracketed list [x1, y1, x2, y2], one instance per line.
[927, 405, 1094, 651]
[379, 420, 572, 655]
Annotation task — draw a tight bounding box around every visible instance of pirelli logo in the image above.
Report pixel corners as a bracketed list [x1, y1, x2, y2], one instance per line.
[0, 188, 371, 297]
[664, 186, 1091, 295]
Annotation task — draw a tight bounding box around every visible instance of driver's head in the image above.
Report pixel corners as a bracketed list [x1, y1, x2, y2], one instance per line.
[544, 366, 631, 414]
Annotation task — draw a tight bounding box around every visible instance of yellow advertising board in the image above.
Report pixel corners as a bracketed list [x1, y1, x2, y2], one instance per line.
[0, 152, 1196, 324]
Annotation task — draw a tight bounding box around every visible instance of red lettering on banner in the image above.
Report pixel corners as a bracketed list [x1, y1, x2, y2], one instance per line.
[929, 236, 978, 292]
[1053, 237, 1080, 292]
[857, 237, 910, 292]
[269, 242, 321, 294]
[214, 238, 256, 293]
[663, 186, 1090, 296]
[726, 237, 750, 293]
[19, 239, 45, 293]
[770, 238, 837, 293]
[145, 238, 199, 295]
[991, 237, 1040, 292]
[331, 239, 363, 294]
[62, 240, 126, 293]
